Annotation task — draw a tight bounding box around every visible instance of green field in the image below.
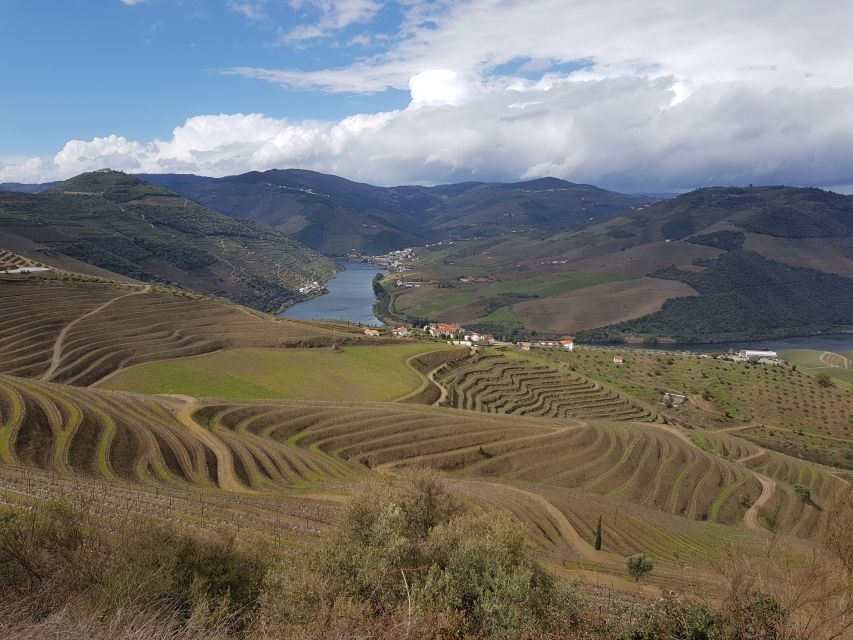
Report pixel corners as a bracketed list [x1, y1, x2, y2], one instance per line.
[101, 344, 451, 400]
[392, 272, 622, 324]
[779, 349, 853, 389]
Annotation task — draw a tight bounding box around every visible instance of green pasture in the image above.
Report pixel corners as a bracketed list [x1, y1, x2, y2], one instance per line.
[393, 272, 622, 322]
[779, 349, 853, 389]
[102, 343, 451, 401]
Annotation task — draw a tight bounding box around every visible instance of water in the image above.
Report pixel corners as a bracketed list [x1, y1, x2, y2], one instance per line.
[282, 261, 387, 326]
[611, 334, 853, 354]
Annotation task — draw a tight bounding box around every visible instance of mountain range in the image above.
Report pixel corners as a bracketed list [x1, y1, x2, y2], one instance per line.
[3, 170, 852, 341]
[0, 170, 334, 312]
[139, 170, 646, 254]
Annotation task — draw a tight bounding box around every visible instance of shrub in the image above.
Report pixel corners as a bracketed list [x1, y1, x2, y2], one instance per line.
[793, 484, 811, 503]
[626, 553, 654, 583]
[263, 469, 583, 637]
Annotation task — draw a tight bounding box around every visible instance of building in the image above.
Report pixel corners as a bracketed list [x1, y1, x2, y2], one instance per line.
[560, 338, 574, 351]
[518, 342, 532, 351]
[363, 328, 381, 337]
[391, 326, 411, 338]
[537, 340, 561, 348]
[429, 323, 465, 337]
[661, 392, 687, 407]
[613, 355, 624, 365]
[737, 349, 778, 363]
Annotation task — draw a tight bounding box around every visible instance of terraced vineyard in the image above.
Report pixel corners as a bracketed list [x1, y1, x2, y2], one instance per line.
[436, 351, 659, 421]
[0, 273, 849, 606]
[0, 278, 364, 385]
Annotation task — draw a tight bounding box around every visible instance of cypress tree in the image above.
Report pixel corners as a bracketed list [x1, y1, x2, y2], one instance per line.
[594, 515, 602, 551]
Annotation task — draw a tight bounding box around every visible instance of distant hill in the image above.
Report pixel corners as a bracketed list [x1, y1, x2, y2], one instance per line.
[140, 170, 645, 255]
[0, 180, 58, 193]
[383, 185, 853, 342]
[0, 170, 335, 312]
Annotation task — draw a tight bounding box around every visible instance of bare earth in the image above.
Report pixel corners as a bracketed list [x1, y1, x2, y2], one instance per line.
[514, 277, 697, 332]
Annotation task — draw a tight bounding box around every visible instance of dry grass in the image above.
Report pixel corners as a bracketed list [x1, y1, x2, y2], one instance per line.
[513, 277, 698, 332]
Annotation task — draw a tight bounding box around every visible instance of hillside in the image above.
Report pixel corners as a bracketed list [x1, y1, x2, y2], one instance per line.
[0, 268, 850, 636]
[0, 170, 335, 312]
[384, 186, 853, 341]
[141, 170, 644, 254]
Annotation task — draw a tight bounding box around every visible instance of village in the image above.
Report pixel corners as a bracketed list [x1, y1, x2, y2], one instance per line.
[347, 247, 416, 272]
[360, 322, 782, 367]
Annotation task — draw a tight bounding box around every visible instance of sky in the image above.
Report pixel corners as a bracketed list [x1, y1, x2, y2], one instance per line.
[1, 0, 853, 192]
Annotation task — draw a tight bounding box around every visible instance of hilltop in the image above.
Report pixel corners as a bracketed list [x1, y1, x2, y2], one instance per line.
[0, 170, 335, 312]
[140, 169, 645, 254]
[384, 185, 853, 342]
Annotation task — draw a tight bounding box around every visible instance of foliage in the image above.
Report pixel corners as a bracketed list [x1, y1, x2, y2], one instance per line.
[595, 515, 603, 551]
[582, 251, 853, 342]
[0, 501, 268, 630]
[686, 230, 745, 251]
[793, 484, 811, 502]
[264, 470, 582, 637]
[626, 553, 654, 582]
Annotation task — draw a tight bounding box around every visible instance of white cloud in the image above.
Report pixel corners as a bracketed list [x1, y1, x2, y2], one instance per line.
[120, 0, 147, 5]
[282, 0, 384, 42]
[4, 0, 853, 191]
[228, 1, 266, 21]
[4, 74, 853, 191]
[234, 0, 853, 93]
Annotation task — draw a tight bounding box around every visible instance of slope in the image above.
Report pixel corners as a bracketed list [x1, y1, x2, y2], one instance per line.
[142, 170, 645, 254]
[386, 185, 853, 341]
[0, 170, 336, 312]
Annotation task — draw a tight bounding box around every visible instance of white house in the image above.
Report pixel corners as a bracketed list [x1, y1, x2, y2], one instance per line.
[737, 349, 778, 362]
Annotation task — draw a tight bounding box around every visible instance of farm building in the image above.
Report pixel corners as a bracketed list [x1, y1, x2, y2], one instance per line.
[613, 355, 624, 365]
[661, 392, 687, 407]
[391, 326, 411, 337]
[518, 342, 532, 351]
[560, 338, 574, 351]
[363, 328, 381, 337]
[429, 323, 465, 337]
[536, 340, 561, 348]
[737, 349, 778, 363]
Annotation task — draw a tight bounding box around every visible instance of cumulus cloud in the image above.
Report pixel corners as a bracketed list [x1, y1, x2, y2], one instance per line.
[4, 0, 853, 191]
[5, 74, 853, 191]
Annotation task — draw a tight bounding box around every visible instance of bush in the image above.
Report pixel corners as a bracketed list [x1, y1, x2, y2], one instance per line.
[263, 469, 583, 637]
[626, 553, 654, 583]
[0, 501, 268, 631]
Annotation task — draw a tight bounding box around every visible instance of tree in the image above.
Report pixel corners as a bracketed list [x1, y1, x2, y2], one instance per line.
[816, 373, 834, 388]
[794, 484, 811, 503]
[626, 554, 654, 583]
[594, 516, 602, 551]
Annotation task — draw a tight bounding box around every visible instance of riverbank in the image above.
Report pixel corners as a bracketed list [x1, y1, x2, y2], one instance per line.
[282, 261, 387, 326]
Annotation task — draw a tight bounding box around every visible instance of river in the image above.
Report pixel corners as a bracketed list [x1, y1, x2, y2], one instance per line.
[281, 261, 387, 326]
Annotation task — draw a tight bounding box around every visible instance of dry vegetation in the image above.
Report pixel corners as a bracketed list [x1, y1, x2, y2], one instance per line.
[1, 274, 851, 638]
[0, 278, 370, 385]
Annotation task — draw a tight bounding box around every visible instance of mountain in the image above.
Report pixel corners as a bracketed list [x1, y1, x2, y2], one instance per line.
[0, 180, 58, 193]
[382, 185, 853, 342]
[140, 170, 645, 255]
[0, 170, 335, 312]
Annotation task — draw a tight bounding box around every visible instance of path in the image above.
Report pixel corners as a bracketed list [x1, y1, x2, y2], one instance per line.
[158, 394, 247, 493]
[743, 473, 776, 531]
[41, 285, 150, 382]
[640, 420, 779, 531]
[819, 351, 850, 369]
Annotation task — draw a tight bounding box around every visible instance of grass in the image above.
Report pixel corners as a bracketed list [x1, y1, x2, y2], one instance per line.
[391, 273, 623, 325]
[778, 349, 853, 389]
[102, 344, 452, 401]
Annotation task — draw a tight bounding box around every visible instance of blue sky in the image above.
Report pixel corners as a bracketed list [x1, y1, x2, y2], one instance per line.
[0, 1, 408, 156]
[1, 1, 852, 191]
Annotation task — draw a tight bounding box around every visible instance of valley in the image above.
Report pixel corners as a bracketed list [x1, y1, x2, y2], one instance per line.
[0, 176, 851, 638]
